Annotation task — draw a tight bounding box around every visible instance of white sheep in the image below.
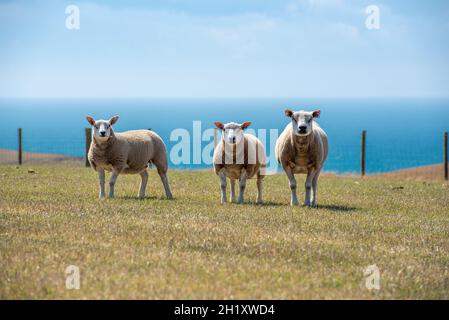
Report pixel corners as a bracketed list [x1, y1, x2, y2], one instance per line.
[275, 109, 328, 207]
[213, 121, 266, 204]
[86, 115, 173, 199]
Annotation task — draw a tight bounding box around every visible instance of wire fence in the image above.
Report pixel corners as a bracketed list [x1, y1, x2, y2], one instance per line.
[0, 128, 84, 166]
[0, 128, 447, 181]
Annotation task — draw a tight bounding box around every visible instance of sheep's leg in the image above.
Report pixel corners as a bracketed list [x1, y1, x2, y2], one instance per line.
[152, 159, 173, 199]
[98, 169, 106, 199]
[157, 170, 173, 200]
[219, 168, 227, 204]
[305, 170, 319, 207]
[311, 169, 321, 208]
[138, 169, 149, 199]
[161, 174, 173, 199]
[304, 171, 315, 207]
[230, 179, 236, 203]
[238, 170, 247, 204]
[256, 174, 263, 204]
[109, 169, 121, 198]
[284, 166, 298, 206]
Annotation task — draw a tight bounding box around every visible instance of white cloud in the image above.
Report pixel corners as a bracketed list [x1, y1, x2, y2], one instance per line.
[307, 0, 345, 8]
[1, 0, 448, 97]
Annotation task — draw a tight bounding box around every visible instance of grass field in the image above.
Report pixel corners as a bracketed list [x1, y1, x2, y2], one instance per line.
[0, 165, 448, 299]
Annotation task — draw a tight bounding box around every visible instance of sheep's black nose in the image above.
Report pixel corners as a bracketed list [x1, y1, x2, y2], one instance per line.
[100, 131, 106, 137]
[299, 125, 307, 132]
[232, 137, 236, 143]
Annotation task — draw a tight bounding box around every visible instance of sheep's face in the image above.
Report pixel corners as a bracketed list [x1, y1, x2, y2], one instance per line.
[214, 121, 251, 145]
[86, 115, 119, 142]
[285, 109, 320, 136]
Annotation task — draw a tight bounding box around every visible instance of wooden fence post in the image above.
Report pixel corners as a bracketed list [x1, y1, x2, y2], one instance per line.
[361, 130, 366, 177]
[18, 128, 22, 165]
[444, 131, 448, 181]
[85, 128, 92, 167]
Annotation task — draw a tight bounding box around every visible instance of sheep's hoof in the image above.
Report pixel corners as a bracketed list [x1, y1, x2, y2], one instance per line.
[304, 203, 316, 208]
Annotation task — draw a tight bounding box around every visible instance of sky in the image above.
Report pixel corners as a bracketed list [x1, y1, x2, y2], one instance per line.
[1, 0, 449, 98]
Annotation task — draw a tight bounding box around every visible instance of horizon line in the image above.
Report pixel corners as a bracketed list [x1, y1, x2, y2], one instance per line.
[1, 95, 449, 100]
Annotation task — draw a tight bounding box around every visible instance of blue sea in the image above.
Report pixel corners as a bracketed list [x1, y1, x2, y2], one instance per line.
[1, 98, 448, 174]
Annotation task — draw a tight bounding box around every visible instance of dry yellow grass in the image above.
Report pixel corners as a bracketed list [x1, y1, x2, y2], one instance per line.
[0, 149, 82, 166]
[372, 163, 446, 181]
[0, 164, 448, 299]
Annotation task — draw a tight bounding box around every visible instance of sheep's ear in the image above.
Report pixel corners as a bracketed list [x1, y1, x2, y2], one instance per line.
[312, 110, 321, 118]
[86, 116, 96, 126]
[285, 109, 294, 118]
[214, 122, 224, 130]
[109, 115, 119, 125]
[241, 122, 251, 130]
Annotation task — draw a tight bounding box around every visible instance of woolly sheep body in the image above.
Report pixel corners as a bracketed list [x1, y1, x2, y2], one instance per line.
[275, 110, 328, 207]
[213, 134, 266, 179]
[86, 116, 173, 200]
[213, 131, 266, 204]
[89, 130, 168, 174]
